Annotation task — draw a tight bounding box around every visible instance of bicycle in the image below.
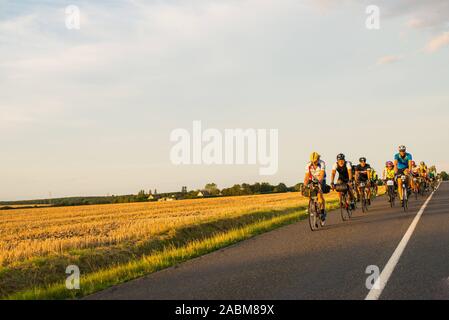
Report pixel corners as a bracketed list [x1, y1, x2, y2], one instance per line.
[371, 182, 378, 197]
[397, 174, 409, 212]
[356, 180, 369, 213]
[304, 179, 325, 231]
[418, 177, 427, 197]
[335, 182, 353, 221]
[385, 179, 396, 207]
[411, 175, 419, 200]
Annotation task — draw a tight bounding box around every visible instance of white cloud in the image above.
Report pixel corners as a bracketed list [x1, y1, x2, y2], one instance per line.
[425, 32, 449, 53]
[377, 55, 402, 65]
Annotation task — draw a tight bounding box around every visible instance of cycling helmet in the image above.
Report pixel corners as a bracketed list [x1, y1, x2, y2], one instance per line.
[337, 153, 345, 161]
[399, 145, 406, 152]
[420, 161, 425, 166]
[310, 152, 320, 162]
[411, 161, 416, 166]
[359, 157, 367, 162]
[386, 161, 393, 166]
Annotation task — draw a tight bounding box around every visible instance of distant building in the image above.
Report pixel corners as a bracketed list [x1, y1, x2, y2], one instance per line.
[197, 190, 211, 197]
[158, 197, 175, 202]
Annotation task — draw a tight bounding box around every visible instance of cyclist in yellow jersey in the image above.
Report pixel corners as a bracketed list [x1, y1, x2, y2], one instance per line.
[410, 161, 420, 193]
[419, 161, 428, 178]
[383, 161, 396, 202]
[383, 161, 395, 180]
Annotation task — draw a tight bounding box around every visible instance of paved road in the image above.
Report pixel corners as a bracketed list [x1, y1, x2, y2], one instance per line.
[88, 182, 449, 300]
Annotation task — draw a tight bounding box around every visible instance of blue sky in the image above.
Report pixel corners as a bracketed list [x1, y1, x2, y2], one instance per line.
[1, 0, 448, 200]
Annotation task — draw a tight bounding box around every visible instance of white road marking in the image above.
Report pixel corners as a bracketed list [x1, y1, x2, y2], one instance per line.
[365, 182, 441, 300]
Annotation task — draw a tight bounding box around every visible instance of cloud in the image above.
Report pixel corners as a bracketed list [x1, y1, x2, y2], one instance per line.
[377, 55, 402, 65]
[425, 32, 449, 53]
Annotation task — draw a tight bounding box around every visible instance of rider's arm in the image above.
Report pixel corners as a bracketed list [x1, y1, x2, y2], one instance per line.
[330, 170, 336, 185]
[304, 172, 310, 186]
[319, 169, 325, 183]
[394, 160, 399, 174]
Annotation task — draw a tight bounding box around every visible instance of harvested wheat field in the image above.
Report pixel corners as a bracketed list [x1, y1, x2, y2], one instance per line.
[0, 191, 342, 299]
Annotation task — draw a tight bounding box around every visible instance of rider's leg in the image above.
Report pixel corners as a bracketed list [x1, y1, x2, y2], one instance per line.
[318, 192, 326, 218]
[397, 176, 404, 201]
[367, 181, 372, 204]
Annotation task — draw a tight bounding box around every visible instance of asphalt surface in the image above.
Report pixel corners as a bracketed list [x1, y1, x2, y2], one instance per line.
[88, 182, 449, 300]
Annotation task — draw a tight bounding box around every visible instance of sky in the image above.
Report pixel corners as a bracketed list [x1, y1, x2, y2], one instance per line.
[1, 0, 448, 200]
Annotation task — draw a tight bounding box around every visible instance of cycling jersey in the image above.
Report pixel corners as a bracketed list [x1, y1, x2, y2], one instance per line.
[383, 167, 395, 180]
[419, 165, 428, 176]
[332, 161, 352, 183]
[305, 160, 326, 181]
[395, 153, 412, 170]
[371, 171, 378, 181]
[355, 164, 372, 182]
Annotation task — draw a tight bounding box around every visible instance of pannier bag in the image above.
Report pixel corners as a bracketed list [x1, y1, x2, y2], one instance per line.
[335, 183, 348, 193]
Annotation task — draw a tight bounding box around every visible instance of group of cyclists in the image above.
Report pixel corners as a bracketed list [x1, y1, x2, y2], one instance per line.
[303, 145, 438, 229]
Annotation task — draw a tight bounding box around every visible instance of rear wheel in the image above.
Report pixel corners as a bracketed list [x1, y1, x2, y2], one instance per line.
[388, 186, 395, 207]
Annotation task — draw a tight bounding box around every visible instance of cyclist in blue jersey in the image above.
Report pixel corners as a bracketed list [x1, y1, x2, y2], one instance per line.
[394, 145, 413, 203]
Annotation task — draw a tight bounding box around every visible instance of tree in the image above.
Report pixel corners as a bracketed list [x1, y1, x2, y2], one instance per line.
[251, 182, 261, 194]
[136, 190, 147, 202]
[241, 183, 252, 195]
[440, 171, 449, 181]
[260, 182, 275, 194]
[274, 183, 288, 193]
[204, 183, 220, 196]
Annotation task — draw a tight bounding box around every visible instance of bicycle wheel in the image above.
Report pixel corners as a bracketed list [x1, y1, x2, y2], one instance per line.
[365, 188, 370, 211]
[390, 187, 396, 207]
[340, 192, 351, 221]
[402, 185, 408, 212]
[360, 188, 367, 213]
[308, 199, 319, 231]
[346, 192, 353, 219]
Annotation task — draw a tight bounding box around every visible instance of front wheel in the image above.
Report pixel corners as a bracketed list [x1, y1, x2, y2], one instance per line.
[308, 199, 320, 231]
[402, 184, 409, 212]
[340, 192, 352, 221]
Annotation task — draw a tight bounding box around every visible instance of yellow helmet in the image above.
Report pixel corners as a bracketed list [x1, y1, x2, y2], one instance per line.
[310, 152, 320, 162]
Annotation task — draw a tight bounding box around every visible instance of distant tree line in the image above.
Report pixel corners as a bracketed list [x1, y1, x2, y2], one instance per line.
[0, 182, 305, 208]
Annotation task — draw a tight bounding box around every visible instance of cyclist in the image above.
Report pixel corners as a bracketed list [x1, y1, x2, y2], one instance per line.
[355, 157, 372, 205]
[304, 152, 327, 224]
[429, 166, 436, 182]
[383, 161, 396, 201]
[351, 163, 360, 202]
[419, 161, 429, 187]
[410, 161, 420, 194]
[394, 145, 413, 204]
[429, 166, 437, 190]
[371, 169, 379, 195]
[383, 161, 395, 181]
[330, 153, 355, 209]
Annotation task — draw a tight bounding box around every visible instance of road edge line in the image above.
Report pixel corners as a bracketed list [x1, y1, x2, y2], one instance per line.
[365, 182, 441, 300]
